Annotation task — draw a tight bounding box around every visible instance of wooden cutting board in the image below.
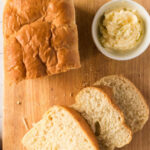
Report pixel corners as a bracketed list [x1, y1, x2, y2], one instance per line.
[3, 0, 150, 149]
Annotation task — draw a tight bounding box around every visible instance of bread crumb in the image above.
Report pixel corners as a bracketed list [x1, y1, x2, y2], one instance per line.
[51, 88, 53, 91]
[22, 118, 29, 130]
[16, 101, 21, 105]
[70, 93, 73, 97]
[82, 82, 88, 87]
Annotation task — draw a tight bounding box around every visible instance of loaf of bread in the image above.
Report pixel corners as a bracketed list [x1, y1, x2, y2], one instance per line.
[22, 105, 100, 150]
[3, 0, 80, 82]
[95, 75, 149, 133]
[72, 87, 132, 150]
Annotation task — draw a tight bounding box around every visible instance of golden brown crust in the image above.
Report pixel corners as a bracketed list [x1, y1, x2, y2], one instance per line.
[3, 0, 80, 82]
[58, 105, 100, 150]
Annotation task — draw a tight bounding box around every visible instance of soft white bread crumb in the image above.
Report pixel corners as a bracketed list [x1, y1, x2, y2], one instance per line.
[72, 87, 132, 150]
[95, 75, 149, 133]
[22, 105, 100, 150]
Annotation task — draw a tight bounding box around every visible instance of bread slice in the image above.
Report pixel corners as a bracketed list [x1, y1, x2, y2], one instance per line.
[3, 0, 80, 82]
[95, 75, 149, 133]
[72, 87, 132, 150]
[22, 105, 100, 150]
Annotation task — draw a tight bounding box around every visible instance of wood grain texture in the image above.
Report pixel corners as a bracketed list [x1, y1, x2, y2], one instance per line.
[3, 0, 150, 150]
[0, 2, 4, 146]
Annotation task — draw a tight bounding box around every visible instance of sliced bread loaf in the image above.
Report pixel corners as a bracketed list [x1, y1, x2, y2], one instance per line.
[22, 105, 100, 150]
[72, 87, 132, 150]
[95, 75, 149, 133]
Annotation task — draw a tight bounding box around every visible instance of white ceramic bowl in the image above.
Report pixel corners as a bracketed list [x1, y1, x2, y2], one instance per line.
[92, 0, 150, 61]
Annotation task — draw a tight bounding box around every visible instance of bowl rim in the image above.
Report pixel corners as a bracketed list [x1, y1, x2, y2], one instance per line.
[92, 0, 150, 61]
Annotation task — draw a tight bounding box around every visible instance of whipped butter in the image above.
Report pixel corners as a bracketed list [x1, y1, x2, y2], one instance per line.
[99, 9, 144, 51]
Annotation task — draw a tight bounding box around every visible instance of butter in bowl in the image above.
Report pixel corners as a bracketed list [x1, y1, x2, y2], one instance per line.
[92, 0, 150, 60]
